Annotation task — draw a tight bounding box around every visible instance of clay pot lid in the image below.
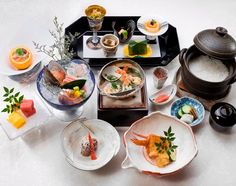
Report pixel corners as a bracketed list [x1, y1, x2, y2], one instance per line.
[194, 27, 236, 60]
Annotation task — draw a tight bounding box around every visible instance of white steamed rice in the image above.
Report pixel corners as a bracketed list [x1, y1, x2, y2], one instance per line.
[189, 55, 229, 82]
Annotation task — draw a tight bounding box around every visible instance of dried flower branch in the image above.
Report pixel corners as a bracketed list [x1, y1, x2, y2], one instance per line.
[33, 17, 79, 62]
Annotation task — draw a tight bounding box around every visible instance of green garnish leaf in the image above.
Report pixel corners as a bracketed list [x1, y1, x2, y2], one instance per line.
[61, 79, 86, 90]
[4, 98, 10, 102]
[9, 88, 14, 93]
[14, 97, 18, 103]
[111, 82, 118, 89]
[168, 126, 172, 134]
[19, 95, 24, 103]
[169, 137, 176, 141]
[16, 48, 24, 56]
[150, 19, 157, 25]
[107, 75, 117, 81]
[155, 126, 178, 162]
[4, 87, 9, 93]
[1, 87, 24, 113]
[172, 145, 178, 149]
[160, 137, 166, 141]
[14, 92, 20, 97]
[1, 108, 8, 113]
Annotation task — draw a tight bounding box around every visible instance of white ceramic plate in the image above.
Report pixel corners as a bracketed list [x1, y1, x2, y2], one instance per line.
[122, 111, 198, 175]
[137, 16, 169, 37]
[61, 119, 120, 170]
[149, 84, 177, 105]
[0, 77, 52, 140]
[0, 43, 44, 76]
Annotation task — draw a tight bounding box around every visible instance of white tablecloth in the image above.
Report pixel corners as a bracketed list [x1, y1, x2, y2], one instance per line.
[0, 0, 235, 185]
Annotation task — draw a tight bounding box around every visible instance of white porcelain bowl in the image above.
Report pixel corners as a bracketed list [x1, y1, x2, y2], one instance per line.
[61, 119, 120, 170]
[137, 16, 169, 37]
[122, 111, 198, 175]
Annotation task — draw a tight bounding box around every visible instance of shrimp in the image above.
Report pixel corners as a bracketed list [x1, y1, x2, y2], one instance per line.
[131, 132, 175, 167]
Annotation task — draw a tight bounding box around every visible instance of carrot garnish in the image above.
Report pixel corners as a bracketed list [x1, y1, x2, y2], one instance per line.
[88, 132, 97, 160]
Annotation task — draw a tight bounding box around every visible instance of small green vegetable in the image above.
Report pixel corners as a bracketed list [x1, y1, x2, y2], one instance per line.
[177, 109, 184, 118]
[182, 105, 192, 114]
[111, 82, 118, 89]
[1, 87, 24, 113]
[106, 75, 117, 81]
[121, 30, 128, 40]
[16, 48, 24, 56]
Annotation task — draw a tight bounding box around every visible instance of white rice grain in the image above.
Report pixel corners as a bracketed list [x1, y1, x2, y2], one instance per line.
[189, 55, 229, 82]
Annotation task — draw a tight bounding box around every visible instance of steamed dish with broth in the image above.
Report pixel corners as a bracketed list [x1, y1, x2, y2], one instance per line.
[102, 64, 142, 95]
[189, 55, 229, 82]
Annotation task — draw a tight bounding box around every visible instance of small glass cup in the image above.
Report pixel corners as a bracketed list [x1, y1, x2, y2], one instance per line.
[85, 5, 106, 49]
[153, 67, 168, 89]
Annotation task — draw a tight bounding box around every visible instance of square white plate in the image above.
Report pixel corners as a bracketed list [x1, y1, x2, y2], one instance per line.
[0, 77, 52, 140]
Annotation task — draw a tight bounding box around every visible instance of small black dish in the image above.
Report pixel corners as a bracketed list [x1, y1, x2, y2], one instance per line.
[209, 102, 236, 132]
[112, 19, 135, 43]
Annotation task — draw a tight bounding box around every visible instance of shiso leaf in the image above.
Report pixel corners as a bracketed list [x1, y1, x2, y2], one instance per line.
[61, 79, 86, 90]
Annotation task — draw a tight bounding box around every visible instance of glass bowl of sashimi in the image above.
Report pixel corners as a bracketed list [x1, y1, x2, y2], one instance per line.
[37, 59, 95, 121]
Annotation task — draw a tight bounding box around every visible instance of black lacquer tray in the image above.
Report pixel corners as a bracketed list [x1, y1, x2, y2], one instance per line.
[65, 16, 180, 67]
[97, 85, 148, 126]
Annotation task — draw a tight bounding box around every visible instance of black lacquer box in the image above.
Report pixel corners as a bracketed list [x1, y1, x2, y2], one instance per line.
[65, 16, 180, 67]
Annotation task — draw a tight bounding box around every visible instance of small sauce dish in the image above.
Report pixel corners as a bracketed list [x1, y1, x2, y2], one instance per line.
[149, 84, 177, 105]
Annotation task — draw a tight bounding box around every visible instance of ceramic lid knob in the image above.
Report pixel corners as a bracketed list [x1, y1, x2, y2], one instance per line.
[219, 106, 233, 118]
[216, 27, 228, 36]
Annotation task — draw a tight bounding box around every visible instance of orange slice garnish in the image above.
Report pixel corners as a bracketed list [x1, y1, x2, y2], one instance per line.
[9, 46, 33, 70]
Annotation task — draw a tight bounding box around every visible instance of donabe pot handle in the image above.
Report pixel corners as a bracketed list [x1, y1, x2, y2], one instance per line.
[121, 155, 134, 169]
[179, 48, 187, 66]
[228, 75, 236, 85]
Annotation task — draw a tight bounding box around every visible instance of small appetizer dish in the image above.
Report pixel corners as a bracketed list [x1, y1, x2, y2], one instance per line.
[61, 118, 120, 170]
[37, 59, 95, 121]
[122, 111, 198, 175]
[149, 84, 177, 105]
[98, 59, 145, 99]
[0, 82, 51, 140]
[112, 19, 136, 43]
[137, 16, 169, 39]
[123, 40, 152, 58]
[209, 102, 236, 132]
[171, 97, 205, 127]
[100, 34, 119, 57]
[9, 47, 33, 70]
[0, 45, 43, 82]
